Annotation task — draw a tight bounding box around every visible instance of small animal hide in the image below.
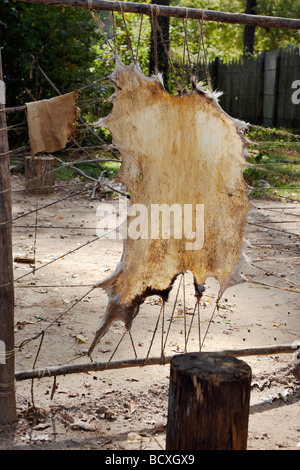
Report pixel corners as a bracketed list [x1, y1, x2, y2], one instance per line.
[89, 58, 249, 356]
[26, 91, 78, 156]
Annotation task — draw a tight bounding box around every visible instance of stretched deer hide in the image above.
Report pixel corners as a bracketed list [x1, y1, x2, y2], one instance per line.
[89, 58, 249, 356]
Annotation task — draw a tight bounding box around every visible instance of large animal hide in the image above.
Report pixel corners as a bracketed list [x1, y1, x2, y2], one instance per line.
[89, 58, 249, 356]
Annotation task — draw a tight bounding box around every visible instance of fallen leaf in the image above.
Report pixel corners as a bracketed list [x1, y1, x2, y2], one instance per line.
[95, 405, 108, 415]
[59, 411, 75, 423]
[104, 410, 115, 420]
[171, 346, 184, 353]
[127, 432, 143, 441]
[153, 423, 166, 434]
[97, 348, 111, 353]
[16, 320, 35, 329]
[69, 420, 95, 431]
[14, 256, 35, 264]
[33, 422, 50, 431]
[25, 433, 51, 442]
[75, 334, 88, 344]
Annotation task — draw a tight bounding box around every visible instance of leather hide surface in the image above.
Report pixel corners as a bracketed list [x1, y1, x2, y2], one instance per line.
[89, 59, 249, 355]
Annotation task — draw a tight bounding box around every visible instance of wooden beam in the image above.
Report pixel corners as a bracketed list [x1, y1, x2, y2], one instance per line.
[14, 0, 300, 30]
[14, 343, 298, 381]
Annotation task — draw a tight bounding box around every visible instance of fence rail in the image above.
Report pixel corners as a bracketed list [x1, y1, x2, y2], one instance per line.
[208, 47, 300, 130]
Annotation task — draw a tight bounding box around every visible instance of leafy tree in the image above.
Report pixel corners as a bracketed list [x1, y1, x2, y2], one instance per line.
[1, 0, 298, 110]
[0, 0, 101, 106]
[244, 0, 257, 55]
[255, 0, 300, 53]
[0, 1, 111, 147]
[169, 0, 299, 64]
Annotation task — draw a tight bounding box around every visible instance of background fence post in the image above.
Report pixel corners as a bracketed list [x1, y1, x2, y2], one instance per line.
[263, 49, 281, 128]
[166, 352, 252, 450]
[0, 45, 17, 424]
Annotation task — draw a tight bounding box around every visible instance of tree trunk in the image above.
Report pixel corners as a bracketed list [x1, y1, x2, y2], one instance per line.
[244, 0, 257, 55]
[166, 352, 252, 450]
[149, 0, 170, 88]
[0, 46, 17, 425]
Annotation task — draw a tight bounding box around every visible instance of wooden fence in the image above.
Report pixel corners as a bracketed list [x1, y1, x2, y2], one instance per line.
[207, 47, 300, 130]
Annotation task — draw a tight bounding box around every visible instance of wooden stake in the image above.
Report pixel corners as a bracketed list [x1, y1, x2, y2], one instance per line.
[0, 46, 17, 424]
[14, 0, 300, 30]
[166, 352, 252, 450]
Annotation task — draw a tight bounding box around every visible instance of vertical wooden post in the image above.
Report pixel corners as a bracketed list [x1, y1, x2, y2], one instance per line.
[243, 0, 257, 55]
[149, 0, 170, 88]
[166, 352, 252, 450]
[0, 46, 17, 424]
[263, 49, 281, 128]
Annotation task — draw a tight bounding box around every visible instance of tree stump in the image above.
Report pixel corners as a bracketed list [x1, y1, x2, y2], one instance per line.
[25, 156, 55, 194]
[166, 352, 252, 450]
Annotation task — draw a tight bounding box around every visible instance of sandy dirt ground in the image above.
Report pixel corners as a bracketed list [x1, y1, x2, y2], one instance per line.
[0, 176, 299, 451]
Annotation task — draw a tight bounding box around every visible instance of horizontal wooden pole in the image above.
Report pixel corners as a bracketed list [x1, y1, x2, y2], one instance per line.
[14, 0, 300, 30]
[15, 343, 299, 381]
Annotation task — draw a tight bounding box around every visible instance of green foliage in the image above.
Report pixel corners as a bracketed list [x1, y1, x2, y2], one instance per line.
[255, 0, 300, 52]
[90, 0, 299, 94]
[1, 0, 299, 104]
[0, 1, 108, 146]
[1, 0, 299, 155]
[92, 11, 152, 75]
[0, 1, 102, 105]
[54, 156, 121, 181]
[169, 0, 245, 64]
[168, 0, 299, 64]
[244, 127, 300, 201]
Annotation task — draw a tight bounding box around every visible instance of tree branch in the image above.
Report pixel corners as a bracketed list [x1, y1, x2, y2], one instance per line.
[15, 344, 299, 381]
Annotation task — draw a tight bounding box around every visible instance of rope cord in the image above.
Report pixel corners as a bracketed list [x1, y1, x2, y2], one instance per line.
[118, 1, 135, 62]
[136, 13, 144, 61]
